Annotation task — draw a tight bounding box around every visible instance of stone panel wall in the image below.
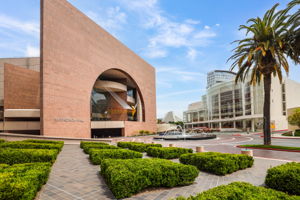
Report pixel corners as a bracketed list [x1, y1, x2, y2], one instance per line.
[41, 0, 156, 137]
[4, 63, 40, 109]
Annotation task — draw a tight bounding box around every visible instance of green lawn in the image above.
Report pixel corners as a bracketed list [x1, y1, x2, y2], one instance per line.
[239, 144, 300, 151]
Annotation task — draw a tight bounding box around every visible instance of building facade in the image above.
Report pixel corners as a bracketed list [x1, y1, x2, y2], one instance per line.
[0, 0, 157, 138]
[183, 70, 300, 132]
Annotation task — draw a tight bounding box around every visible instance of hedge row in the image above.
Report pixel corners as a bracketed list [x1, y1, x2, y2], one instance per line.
[89, 149, 142, 165]
[101, 158, 199, 199]
[0, 162, 51, 200]
[80, 141, 109, 149]
[173, 182, 300, 200]
[117, 141, 162, 152]
[82, 143, 119, 154]
[23, 139, 64, 145]
[179, 152, 254, 175]
[0, 139, 4, 143]
[265, 162, 300, 195]
[0, 141, 63, 151]
[147, 147, 193, 159]
[0, 148, 58, 165]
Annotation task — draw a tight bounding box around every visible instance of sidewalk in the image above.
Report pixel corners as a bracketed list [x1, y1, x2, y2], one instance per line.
[36, 144, 114, 200]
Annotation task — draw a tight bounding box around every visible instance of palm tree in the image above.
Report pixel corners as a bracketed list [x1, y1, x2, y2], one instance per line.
[228, 4, 296, 145]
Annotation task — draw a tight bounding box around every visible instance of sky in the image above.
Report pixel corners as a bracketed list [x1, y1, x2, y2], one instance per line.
[0, 0, 299, 119]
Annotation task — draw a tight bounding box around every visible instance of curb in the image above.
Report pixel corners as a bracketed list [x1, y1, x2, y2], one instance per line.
[236, 145, 300, 153]
[259, 136, 300, 140]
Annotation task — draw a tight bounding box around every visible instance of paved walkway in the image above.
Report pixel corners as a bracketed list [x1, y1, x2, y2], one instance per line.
[36, 143, 290, 200]
[36, 144, 114, 200]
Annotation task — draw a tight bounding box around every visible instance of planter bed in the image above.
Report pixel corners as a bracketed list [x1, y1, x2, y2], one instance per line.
[80, 141, 109, 149]
[117, 141, 162, 152]
[0, 148, 59, 165]
[265, 162, 300, 195]
[89, 149, 142, 165]
[82, 144, 119, 154]
[0, 162, 52, 200]
[101, 158, 199, 199]
[0, 141, 63, 151]
[147, 147, 193, 159]
[172, 182, 300, 200]
[180, 152, 253, 175]
[237, 145, 300, 152]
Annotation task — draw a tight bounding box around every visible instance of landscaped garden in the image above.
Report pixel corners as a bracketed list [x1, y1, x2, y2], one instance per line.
[0, 139, 64, 200]
[78, 140, 300, 199]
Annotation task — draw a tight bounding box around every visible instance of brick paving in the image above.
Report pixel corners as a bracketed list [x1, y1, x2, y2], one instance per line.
[36, 142, 290, 200]
[36, 144, 114, 200]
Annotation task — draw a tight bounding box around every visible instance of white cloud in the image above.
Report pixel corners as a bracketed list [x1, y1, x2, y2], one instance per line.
[143, 47, 167, 58]
[87, 6, 127, 33]
[0, 15, 39, 37]
[186, 48, 197, 61]
[215, 23, 220, 27]
[117, 0, 217, 59]
[25, 45, 39, 57]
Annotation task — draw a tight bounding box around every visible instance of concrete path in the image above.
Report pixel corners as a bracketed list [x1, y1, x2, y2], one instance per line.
[36, 144, 114, 200]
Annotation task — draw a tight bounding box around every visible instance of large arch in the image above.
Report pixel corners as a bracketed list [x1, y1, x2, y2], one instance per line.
[41, 0, 156, 138]
[90, 69, 146, 137]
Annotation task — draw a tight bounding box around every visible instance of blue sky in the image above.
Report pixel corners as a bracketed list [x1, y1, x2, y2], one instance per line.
[0, 0, 299, 119]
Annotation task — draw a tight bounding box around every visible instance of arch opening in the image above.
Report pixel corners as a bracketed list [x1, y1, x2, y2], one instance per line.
[90, 69, 145, 138]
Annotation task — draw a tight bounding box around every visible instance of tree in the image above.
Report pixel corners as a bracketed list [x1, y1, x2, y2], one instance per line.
[288, 108, 300, 128]
[228, 3, 298, 145]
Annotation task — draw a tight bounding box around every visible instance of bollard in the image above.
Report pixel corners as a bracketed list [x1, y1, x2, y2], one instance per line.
[196, 146, 204, 152]
[169, 144, 174, 147]
[241, 149, 253, 156]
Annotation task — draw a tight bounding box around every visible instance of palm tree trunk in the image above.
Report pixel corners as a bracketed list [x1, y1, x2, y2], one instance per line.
[263, 73, 272, 145]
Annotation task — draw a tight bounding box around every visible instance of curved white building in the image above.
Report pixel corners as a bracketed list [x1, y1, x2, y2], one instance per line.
[183, 70, 300, 132]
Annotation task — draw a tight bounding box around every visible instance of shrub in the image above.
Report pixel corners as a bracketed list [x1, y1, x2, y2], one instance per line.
[0, 139, 5, 143]
[0, 148, 58, 165]
[0, 141, 63, 151]
[101, 158, 199, 199]
[117, 141, 142, 148]
[180, 152, 254, 175]
[265, 162, 300, 195]
[147, 147, 193, 159]
[0, 162, 51, 200]
[83, 144, 119, 154]
[80, 141, 109, 149]
[139, 130, 145, 134]
[23, 139, 64, 145]
[89, 149, 142, 165]
[117, 141, 162, 152]
[172, 182, 300, 200]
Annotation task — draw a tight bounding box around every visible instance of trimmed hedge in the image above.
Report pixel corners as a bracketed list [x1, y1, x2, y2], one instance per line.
[0, 148, 58, 165]
[117, 141, 143, 148]
[83, 144, 119, 154]
[23, 139, 64, 145]
[101, 158, 199, 199]
[0, 162, 51, 200]
[0, 141, 63, 151]
[80, 141, 109, 149]
[172, 182, 300, 200]
[265, 162, 300, 195]
[0, 139, 4, 143]
[89, 149, 142, 165]
[117, 141, 162, 152]
[180, 152, 254, 175]
[147, 147, 193, 159]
